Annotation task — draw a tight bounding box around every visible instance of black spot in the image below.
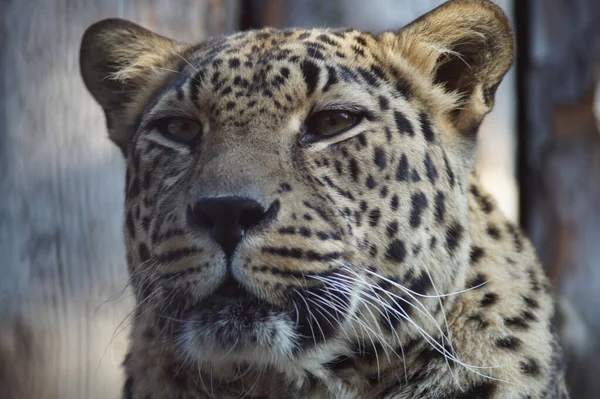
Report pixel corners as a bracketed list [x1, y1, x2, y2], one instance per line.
[138, 243, 151, 262]
[470, 184, 494, 214]
[374, 148, 387, 169]
[424, 153, 438, 183]
[300, 60, 320, 96]
[445, 222, 464, 252]
[189, 67, 207, 104]
[349, 158, 360, 181]
[279, 183, 292, 192]
[409, 273, 432, 295]
[359, 200, 368, 213]
[316, 34, 338, 46]
[368, 244, 378, 257]
[357, 133, 367, 147]
[520, 357, 541, 376]
[395, 154, 409, 181]
[300, 228, 312, 237]
[409, 192, 428, 228]
[386, 221, 399, 237]
[379, 95, 389, 111]
[370, 65, 387, 81]
[278, 227, 296, 235]
[454, 381, 496, 399]
[226, 101, 236, 110]
[429, 236, 437, 249]
[434, 191, 445, 223]
[390, 194, 399, 211]
[523, 296, 539, 309]
[487, 225, 502, 239]
[126, 211, 136, 238]
[419, 113, 435, 142]
[443, 153, 456, 187]
[504, 315, 531, 330]
[366, 175, 377, 189]
[368, 208, 381, 227]
[480, 292, 498, 307]
[355, 36, 367, 46]
[384, 127, 392, 142]
[394, 111, 414, 136]
[129, 177, 140, 197]
[411, 169, 421, 182]
[469, 246, 485, 264]
[323, 66, 338, 92]
[307, 46, 325, 60]
[357, 67, 379, 86]
[227, 58, 240, 69]
[351, 45, 365, 57]
[467, 272, 487, 289]
[496, 336, 522, 351]
[386, 239, 406, 263]
[379, 186, 389, 198]
[380, 294, 411, 331]
[506, 222, 524, 252]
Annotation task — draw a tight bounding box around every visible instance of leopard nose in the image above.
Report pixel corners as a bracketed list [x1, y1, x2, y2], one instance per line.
[188, 196, 278, 257]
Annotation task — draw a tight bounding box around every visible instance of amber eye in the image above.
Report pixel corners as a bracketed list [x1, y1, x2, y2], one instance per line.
[155, 117, 202, 143]
[305, 110, 361, 139]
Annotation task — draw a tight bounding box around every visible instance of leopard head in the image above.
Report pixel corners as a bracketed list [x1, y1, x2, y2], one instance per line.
[80, 0, 513, 380]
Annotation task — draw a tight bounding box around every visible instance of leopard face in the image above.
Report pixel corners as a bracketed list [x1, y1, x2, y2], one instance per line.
[80, 0, 515, 388]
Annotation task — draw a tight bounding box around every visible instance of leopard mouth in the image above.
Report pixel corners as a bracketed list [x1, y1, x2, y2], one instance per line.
[175, 274, 355, 363]
[176, 278, 297, 357]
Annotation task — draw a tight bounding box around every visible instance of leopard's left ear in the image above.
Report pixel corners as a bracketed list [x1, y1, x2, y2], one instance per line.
[391, 0, 514, 136]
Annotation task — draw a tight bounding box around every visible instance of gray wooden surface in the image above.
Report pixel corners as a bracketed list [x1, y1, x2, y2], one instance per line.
[0, 1, 238, 398]
[521, 1, 600, 397]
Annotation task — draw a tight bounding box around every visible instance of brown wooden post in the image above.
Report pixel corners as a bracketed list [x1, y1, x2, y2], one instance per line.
[0, 1, 238, 398]
[516, 0, 600, 397]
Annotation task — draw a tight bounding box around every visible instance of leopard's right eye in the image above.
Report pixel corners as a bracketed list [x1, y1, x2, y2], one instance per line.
[153, 117, 202, 143]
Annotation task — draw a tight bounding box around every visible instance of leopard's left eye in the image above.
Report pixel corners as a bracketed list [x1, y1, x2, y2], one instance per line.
[305, 110, 362, 139]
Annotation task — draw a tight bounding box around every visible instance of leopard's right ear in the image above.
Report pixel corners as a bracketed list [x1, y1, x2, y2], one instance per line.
[80, 18, 184, 153]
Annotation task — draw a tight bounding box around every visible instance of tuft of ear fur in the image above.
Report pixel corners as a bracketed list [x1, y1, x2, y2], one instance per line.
[394, 0, 514, 136]
[80, 19, 185, 152]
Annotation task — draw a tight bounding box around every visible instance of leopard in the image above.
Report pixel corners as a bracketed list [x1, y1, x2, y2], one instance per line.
[79, 0, 569, 397]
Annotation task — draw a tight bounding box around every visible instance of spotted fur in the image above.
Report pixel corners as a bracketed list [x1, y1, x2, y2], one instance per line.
[80, 0, 568, 397]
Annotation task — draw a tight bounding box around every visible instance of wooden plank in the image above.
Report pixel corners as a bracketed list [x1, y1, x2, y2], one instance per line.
[0, 1, 238, 398]
[518, 0, 600, 397]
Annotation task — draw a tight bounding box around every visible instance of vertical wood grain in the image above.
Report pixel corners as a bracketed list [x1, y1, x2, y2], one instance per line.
[518, 1, 600, 396]
[0, 1, 238, 398]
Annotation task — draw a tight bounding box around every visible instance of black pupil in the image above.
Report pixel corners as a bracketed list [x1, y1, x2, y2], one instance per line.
[324, 115, 340, 126]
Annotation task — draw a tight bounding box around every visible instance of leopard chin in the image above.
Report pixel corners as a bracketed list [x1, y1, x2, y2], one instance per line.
[177, 279, 298, 362]
[175, 275, 360, 367]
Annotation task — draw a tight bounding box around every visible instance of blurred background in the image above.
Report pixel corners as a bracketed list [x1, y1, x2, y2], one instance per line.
[0, 0, 599, 397]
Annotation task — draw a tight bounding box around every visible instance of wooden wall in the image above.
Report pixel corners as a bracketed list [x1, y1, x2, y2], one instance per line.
[0, 1, 238, 398]
[517, 1, 600, 397]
